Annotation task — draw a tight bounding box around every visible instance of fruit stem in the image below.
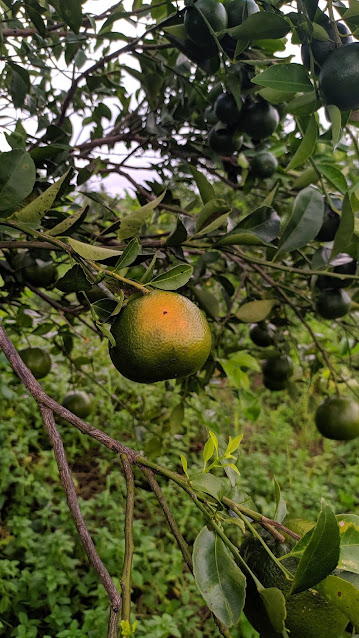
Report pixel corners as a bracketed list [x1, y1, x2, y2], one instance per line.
[87, 260, 150, 294]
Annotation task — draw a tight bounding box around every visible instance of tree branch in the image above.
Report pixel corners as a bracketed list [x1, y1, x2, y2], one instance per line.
[39, 405, 122, 610]
[120, 455, 135, 625]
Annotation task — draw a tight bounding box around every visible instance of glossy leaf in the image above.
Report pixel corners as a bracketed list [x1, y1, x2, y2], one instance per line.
[67, 237, 123, 261]
[259, 587, 287, 634]
[286, 116, 317, 171]
[55, 265, 92, 293]
[114, 238, 141, 272]
[331, 194, 354, 258]
[317, 575, 359, 627]
[47, 205, 88, 237]
[193, 527, 246, 627]
[15, 169, 71, 224]
[274, 479, 287, 524]
[195, 200, 230, 233]
[118, 192, 165, 240]
[326, 105, 342, 149]
[216, 207, 280, 247]
[149, 264, 193, 290]
[318, 164, 347, 194]
[236, 299, 278, 323]
[0, 150, 36, 212]
[226, 12, 290, 40]
[193, 286, 220, 320]
[290, 499, 340, 595]
[277, 186, 324, 255]
[252, 64, 312, 93]
[165, 217, 188, 246]
[190, 166, 215, 205]
[190, 473, 225, 503]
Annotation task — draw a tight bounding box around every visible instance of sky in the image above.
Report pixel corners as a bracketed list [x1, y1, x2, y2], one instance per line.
[2, 1, 308, 197]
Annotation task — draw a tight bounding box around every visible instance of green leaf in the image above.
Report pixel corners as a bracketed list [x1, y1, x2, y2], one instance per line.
[118, 192, 166, 240]
[290, 499, 340, 595]
[190, 166, 215, 205]
[15, 169, 71, 224]
[60, 0, 83, 33]
[317, 164, 348, 194]
[326, 105, 342, 149]
[165, 217, 188, 246]
[55, 265, 92, 293]
[277, 186, 324, 255]
[192, 286, 220, 320]
[195, 200, 230, 233]
[0, 150, 36, 212]
[10, 66, 29, 109]
[252, 63, 313, 93]
[170, 403, 185, 434]
[149, 264, 193, 290]
[273, 478, 287, 524]
[236, 299, 278, 323]
[286, 116, 317, 171]
[259, 587, 287, 634]
[190, 473, 224, 503]
[217, 207, 280, 247]
[47, 205, 88, 237]
[226, 434, 243, 456]
[331, 194, 354, 258]
[203, 438, 215, 469]
[226, 12, 290, 40]
[285, 92, 321, 116]
[67, 237, 123, 261]
[180, 454, 189, 479]
[193, 527, 246, 627]
[337, 513, 359, 574]
[317, 575, 359, 627]
[114, 238, 141, 272]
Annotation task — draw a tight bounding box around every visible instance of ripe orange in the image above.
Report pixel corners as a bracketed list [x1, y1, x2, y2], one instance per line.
[110, 291, 212, 383]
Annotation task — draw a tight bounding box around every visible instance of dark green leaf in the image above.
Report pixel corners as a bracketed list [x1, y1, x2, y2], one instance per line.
[193, 527, 246, 627]
[165, 217, 188, 246]
[118, 192, 166, 240]
[195, 200, 230, 233]
[0, 150, 36, 212]
[217, 207, 280, 247]
[150, 264, 193, 290]
[55, 265, 92, 293]
[252, 64, 313, 93]
[114, 238, 141, 271]
[286, 116, 317, 171]
[277, 186, 324, 255]
[190, 166, 215, 205]
[192, 286, 220, 320]
[67, 238, 123, 261]
[259, 587, 287, 634]
[290, 499, 340, 595]
[318, 164, 347, 194]
[60, 0, 83, 33]
[331, 194, 354, 258]
[226, 12, 290, 40]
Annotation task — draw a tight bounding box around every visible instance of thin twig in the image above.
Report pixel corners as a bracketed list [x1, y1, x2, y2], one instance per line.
[120, 454, 135, 625]
[39, 405, 122, 610]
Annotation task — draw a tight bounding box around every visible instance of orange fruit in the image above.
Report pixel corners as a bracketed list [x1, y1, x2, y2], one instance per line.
[110, 291, 212, 383]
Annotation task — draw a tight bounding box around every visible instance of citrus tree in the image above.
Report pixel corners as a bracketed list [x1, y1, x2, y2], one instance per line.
[1, 0, 359, 636]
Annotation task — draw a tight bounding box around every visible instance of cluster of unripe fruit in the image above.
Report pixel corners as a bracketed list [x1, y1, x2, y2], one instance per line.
[312, 197, 357, 321]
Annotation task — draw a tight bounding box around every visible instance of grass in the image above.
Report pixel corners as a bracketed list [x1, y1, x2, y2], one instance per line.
[0, 325, 358, 637]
